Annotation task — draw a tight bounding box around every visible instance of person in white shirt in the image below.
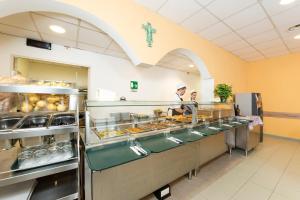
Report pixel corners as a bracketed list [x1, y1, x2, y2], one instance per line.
[171, 83, 187, 116]
[185, 90, 198, 115]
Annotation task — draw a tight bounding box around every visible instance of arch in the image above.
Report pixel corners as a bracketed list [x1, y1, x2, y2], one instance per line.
[156, 48, 214, 102]
[0, 0, 140, 65]
[175, 48, 212, 80]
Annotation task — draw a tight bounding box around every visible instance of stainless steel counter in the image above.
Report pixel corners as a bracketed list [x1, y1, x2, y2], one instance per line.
[84, 132, 228, 200]
[235, 125, 261, 156]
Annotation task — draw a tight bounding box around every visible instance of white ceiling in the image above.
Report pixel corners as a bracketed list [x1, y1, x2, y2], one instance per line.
[0, 12, 198, 74]
[0, 12, 129, 59]
[136, 0, 300, 61]
[157, 51, 199, 74]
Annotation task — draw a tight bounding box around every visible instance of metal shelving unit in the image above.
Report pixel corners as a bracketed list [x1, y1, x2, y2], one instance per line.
[0, 159, 78, 187]
[0, 126, 78, 140]
[0, 84, 79, 95]
[0, 84, 80, 200]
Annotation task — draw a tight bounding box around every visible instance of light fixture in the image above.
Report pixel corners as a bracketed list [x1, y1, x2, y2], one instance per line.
[189, 64, 194, 68]
[294, 34, 300, 39]
[288, 24, 300, 31]
[49, 25, 66, 34]
[279, 0, 295, 5]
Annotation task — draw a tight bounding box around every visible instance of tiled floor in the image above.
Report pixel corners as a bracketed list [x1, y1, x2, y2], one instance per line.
[143, 136, 300, 200]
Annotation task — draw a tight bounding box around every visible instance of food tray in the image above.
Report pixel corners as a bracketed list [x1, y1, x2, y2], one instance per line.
[49, 113, 76, 126]
[15, 114, 51, 129]
[85, 141, 150, 171]
[170, 129, 205, 143]
[136, 133, 182, 153]
[11, 141, 77, 171]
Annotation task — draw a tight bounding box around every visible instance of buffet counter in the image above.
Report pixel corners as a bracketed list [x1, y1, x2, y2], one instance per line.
[82, 101, 256, 200]
[83, 125, 243, 200]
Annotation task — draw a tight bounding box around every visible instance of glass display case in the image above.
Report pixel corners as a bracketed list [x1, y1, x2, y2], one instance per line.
[84, 101, 237, 148]
[84, 101, 199, 147]
[0, 83, 79, 199]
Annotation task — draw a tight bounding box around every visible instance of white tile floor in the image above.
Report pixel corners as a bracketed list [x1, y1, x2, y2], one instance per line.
[143, 136, 300, 200]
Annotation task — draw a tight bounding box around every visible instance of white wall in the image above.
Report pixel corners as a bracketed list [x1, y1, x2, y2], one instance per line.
[0, 34, 201, 101]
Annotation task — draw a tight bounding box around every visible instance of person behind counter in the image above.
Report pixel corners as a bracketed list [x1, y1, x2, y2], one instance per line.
[184, 90, 198, 115]
[171, 83, 187, 116]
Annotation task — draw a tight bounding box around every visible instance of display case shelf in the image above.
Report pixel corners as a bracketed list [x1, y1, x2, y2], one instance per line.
[0, 125, 78, 140]
[0, 84, 79, 95]
[30, 169, 78, 200]
[0, 159, 78, 187]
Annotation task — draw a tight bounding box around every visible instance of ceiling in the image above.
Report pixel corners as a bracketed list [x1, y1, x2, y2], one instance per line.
[0, 12, 129, 59]
[157, 52, 199, 74]
[136, 0, 300, 61]
[0, 11, 198, 74]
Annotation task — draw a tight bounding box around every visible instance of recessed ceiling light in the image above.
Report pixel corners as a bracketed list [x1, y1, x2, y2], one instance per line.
[294, 34, 300, 39]
[288, 24, 300, 31]
[279, 0, 295, 5]
[189, 64, 194, 68]
[49, 25, 66, 34]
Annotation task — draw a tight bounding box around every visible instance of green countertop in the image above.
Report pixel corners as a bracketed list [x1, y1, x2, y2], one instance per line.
[86, 141, 149, 171]
[136, 133, 182, 153]
[170, 128, 205, 143]
[228, 121, 247, 127]
[193, 126, 220, 135]
[85, 119, 251, 171]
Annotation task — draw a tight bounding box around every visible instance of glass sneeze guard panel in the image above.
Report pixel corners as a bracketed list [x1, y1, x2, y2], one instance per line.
[85, 101, 199, 147]
[84, 100, 235, 148]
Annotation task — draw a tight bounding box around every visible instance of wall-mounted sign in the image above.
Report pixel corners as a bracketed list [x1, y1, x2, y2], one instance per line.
[130, 80, 138, 91]
[142, 22, 156, 47]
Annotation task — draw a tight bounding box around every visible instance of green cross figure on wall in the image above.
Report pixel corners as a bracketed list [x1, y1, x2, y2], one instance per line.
[142, 22, 156, 47]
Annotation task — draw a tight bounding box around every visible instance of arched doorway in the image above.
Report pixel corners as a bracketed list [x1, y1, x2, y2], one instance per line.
[156, 48, 214, 102]
[0, 0, 140, 65]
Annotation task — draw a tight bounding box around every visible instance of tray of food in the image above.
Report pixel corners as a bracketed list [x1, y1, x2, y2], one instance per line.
[165, 115, 192, 123]
[123, 127, 144, 134]
[94, 129, 127, 139]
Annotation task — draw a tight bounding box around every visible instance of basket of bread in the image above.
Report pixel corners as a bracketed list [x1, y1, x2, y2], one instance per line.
[20, 94, 69, 113]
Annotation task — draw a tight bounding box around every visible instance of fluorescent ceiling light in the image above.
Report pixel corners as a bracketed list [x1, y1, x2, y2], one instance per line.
[279, 0, 295, 5]
[294, 34, 300, 39]
[188, 64, 194, 68]
[49, 25, 66, 34]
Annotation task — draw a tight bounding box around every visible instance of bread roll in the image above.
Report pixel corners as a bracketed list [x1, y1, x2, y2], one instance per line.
[21, 102, 33, 113]
[29, 94, 40, 103]
[47, 103, 56, 111]
[47, 96, 58, 103]
[36, 100, 47, 108]
[57, 104, 66, 112]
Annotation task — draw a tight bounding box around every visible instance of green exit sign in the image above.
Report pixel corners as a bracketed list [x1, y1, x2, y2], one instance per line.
[130, 80, 138, 91]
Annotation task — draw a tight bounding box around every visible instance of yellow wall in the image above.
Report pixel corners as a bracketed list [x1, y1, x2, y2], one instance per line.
[247, 53, 300, 139]
[61, 0, 248, 92]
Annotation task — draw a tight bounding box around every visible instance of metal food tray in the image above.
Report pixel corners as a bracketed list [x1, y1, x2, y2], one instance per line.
[10, 142, 77, 171]
[1, 112, 77, 130]
[92, 127, 130, 140]
[48, 112, 76, 127]
[0, 114, 24, 131]
[14, 113, 52, 129]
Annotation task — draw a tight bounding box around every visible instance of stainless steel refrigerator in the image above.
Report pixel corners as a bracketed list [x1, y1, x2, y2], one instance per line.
[235, 93, 264, 142]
